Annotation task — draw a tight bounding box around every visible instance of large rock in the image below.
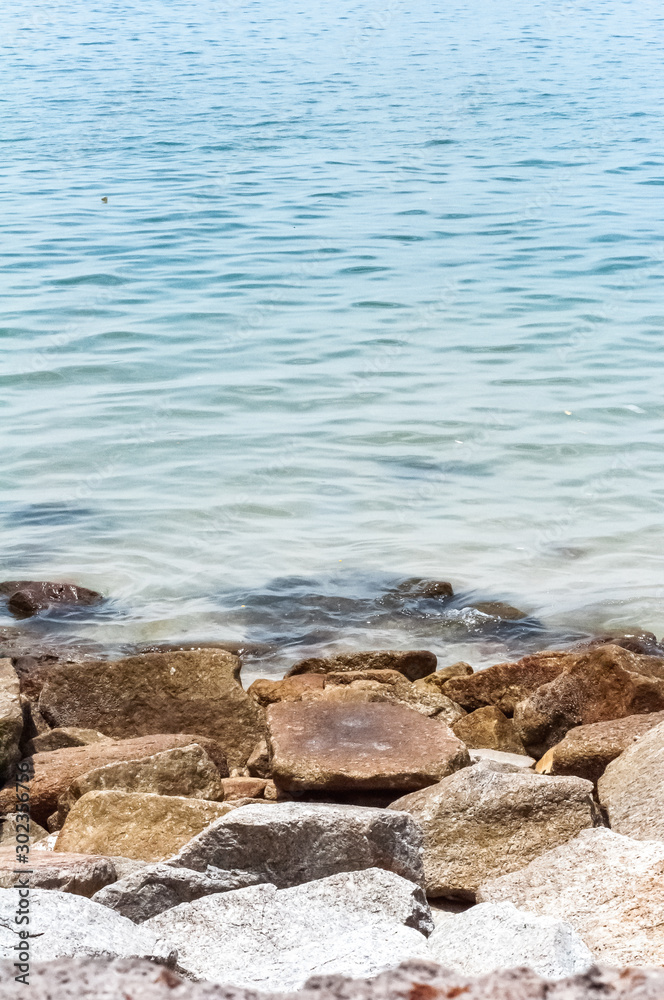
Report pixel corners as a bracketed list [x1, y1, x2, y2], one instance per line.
[0, 657, 22, 782]
[452, 706, 527, 754]
[0, 810, 49, 844]
[427, 901, 592, 978]
[514, 645, 664, 755]
[597, 719, 664, 840]
[267, 701, 469, 791]
[144, 869, 431, 989]
[55, 790, 229, 861]
[2, 580, 103, 618]
[443, 650, 569, 714]
[38, 649, 266, 768]
[286, 650, 437, 682]
[388, 762, 598, 899]
[0, 846, 116, 896]
[0, 732, 229, 826]
[25, 726, 112, 755]
[536, 711, 664, 783]
[172, 800, 425, 887]
[477, 827, 664, 966]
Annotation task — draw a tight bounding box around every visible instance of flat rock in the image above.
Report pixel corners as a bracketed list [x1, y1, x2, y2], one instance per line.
[388, 763, 598, 899]
[0, 657, 22, 782]
[2, 581, 102, 619]
[0, 846, 116, 896]
[267, 701, 469, 791]
[536, 711, 664, 783]
[25, 726, 112, 755]
[597, 719, 664, 840]
[469, 748, 535, 768]
[38, 648, 266, 769]
[443, 650, 569, 714]
[172, 800, 425, 887]
[286, 650, 437, 682]
[452, 706, 527, 754]
[427, 901, 592, 978]
[55, 790, 229, 861]
[477, 827, 664, 967]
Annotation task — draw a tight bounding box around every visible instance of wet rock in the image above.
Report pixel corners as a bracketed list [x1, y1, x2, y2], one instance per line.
[0, 657, 22, 781]
[535, 711, 664, 783]
[286, 650, 437, 682]
[25, 726, 112, 755]
[444, 650, 569, 714]
[0, 845, 116, 896]
[55, 790, 230, 861]
[267, 701, 469, 792]
[452, 706, 527, 754]
[2, 581, 103, 618]
[597, 719, 664, 840]
[221, 776, 269, 799]
[172, 800, 425, 888]
[38, 648, 266, 769]
[427, 901, 592, 979]
[393, 578, 454, 599]
[388, 763, 598, 899]
[467, 601, 527, 621]
[576, 629, 664, 656]
[477, 827, 664, 967]
[137, 640, 274, 657]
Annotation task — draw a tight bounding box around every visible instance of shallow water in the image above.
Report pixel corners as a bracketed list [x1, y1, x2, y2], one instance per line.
[2, 0, 664, 669]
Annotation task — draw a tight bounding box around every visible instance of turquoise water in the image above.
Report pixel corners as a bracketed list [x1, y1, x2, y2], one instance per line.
[2, 0, 664, 668]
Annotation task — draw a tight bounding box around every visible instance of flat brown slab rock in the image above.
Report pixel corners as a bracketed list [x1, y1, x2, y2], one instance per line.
[597, 719, 664, 840]
[443, 650, 569, 714]
[0, 846, 116, 896]
[286, 650, 437, 682]
[267, 701, 469, 791]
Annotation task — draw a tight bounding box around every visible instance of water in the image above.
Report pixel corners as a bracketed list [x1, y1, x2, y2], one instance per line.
[2, 0, 664, 671]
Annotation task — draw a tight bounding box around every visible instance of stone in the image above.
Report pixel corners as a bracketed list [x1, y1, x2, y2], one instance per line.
[452, 706, 527, 754]
[172, 800, 425, 888]
[55, 790, 229, 861]
[248, 673, 326, 706]
[420, 661, 474, 684]
[0, 732, 228, 827]
[286, 650, 437, 682]
[38, 648, 266, 769]
[144, 870, 431, 989]
[109, 856, 151, 880]
[597, 719, 664, 840]
[477, 827, 664, 967]
[220, 776, 269, 799]
[467, 601, 527, 620]
[0, 846, 116, 896]
[388, 764, 598, 899]
[246, 738, 270, 776]
[394, 578, 454, 599]
[25, 726, 112, 755]
[0, 810, 49, 844]
[0, 657, 22, 782]
[535, 711, 664, 783]
[444, 650, 569, 714]
[470, 748, 535, 768]
[514, 644, 664, 756]
[427, 901, 592, 978]
[267, 701, 469, 792]
[576, 628, 664, 656]
[2, 581, 103, 618]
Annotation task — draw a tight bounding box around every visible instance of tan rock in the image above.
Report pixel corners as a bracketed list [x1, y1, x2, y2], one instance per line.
[246, 739, 270, 777]
[267, 701, 469, 792]
[220, 776, 269, 800]
[444, 651, 569, 714]
[0, 846, 116, 896]
[416, 661, 473, 686]
[0, 810, 49, 845]
[0, 658, 22, 782]
[25, 727, 112, 755]
[38, 649, 266, 768]
[597, 719, 664, 840]
[248, 674, 325, 706]
[535, 711, 664, 783]
[55, 790, 229, 861]
[285, 650, 437, 682]
[452, 706, 527, 755]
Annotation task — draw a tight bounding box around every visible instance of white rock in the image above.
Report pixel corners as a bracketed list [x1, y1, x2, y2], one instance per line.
[469, 748, 535, 769]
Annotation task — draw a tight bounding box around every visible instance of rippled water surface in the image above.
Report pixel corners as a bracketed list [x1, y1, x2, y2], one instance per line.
[2, 0, 664, 667]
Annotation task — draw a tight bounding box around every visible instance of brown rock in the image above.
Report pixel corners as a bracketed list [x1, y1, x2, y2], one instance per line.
[220, 776, 269, 800]
[0, 810, 49, 845]
[444, 651, 569, 714]
[137, 640, 274, 657]
[25, 727, 112, 755]
[0, 657, 22, 782]
[452, 706, 527, 754]
[55, 790, 229, 861]
[0, 846, 116, 896]
[420, 661, 473, 684]
[38, 649, 266, 769]
[597, 719, 664, 840]
[286, 650, 437, 682]
[575, 628, 664, 656]
[467, 601, 527, 620]
[267, 701, 470, 792]
[3, 581, 102, 618]
[394, 578, 454, 598]
[246, 739, 270, 777]
[248, 673, 326, 707]
[535, 711, 664, 783]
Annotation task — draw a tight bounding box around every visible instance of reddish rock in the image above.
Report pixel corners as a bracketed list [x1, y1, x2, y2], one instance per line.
[443, 650, 569, 714]
[286, 650, 437, 682]
[0, 846, 116, 896]
[248, 673, 326, 707]
[2, 581, 102, 618]
[221, 776, 269, 800]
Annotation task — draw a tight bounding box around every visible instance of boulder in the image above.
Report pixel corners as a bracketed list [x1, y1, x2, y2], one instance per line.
[286, 650, 437, 682]
[452, 706, 527, 754]
[427, 901, 592, 978]
[2, 581, 103, 618]
[0, 657, 22, 782]
[144, 869, 431, 989]
[25, 727, 112, 755]
[443, 650, 569, 714]
[0, 810, 49, 844]
[267, 701, 469, 791]
[576, 628, 664, 656]
[55, 790, 229, 861]
[388, 763, 598, 899]
[38, 649, 266, 768]
[467, 601, 527, 620]
[248, 673, 326, 706]
[172, 800, 425, 887]
[393, 578, 454, 599]
[419, 661, 474, 684]
[0, 846, 116, 896]
[477, 827, 664, 967]
[536, 711, 664, 783]
[597, 719, 664, 840]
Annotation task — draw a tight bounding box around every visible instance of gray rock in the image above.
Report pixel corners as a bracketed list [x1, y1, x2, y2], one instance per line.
[0, 657, 22, 781]
[0, 849, 117, 897]
[469, 748, 535, 769]
[427, 901, 593, 978]
[597, 719, 664, 840]
[0, 811, 49, 845]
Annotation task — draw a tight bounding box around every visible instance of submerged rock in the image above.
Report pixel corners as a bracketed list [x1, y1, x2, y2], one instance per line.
[1, 580, 103, 618]
[286, 650, 437, 682]
[597, 719, 664, 840]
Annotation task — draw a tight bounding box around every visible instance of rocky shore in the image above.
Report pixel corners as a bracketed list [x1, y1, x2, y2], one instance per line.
[1, 580, 664, 997]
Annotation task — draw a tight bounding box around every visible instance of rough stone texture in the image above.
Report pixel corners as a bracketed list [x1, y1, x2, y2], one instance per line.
[388, 764, 598, 899]
[145, 870, 431, 989]
[536, 711, 664, 783]
[248, 673, 326, 706]
[0, 732, 229, 826]
[246, 738, 271, 777]
[0, 845, 117, 896]
[221, 776, 269, 799]
[2, 580, 103, 618]
[477, 827, 664, 967]
[286, 650, 437, 682]
[427, 901, 592, 979]
[444, 650, 569, 714]
[0, 657, 22, 782]
[393, 578, 454, 598]
[514, 645, 664, 756]
[38, 648, 266, 769]
[452, 706, 527, 754]
[576, 628, 664, 656]
[267, 701, 469, 792]
[172, 800, 425, 888]
[0, 809, 49, 844]
[55, 790, 229, 861]
[597, 719, 664, 839]
[25, 726, 112, 754]
[419, 661, 474, 685]
[469, 748, 535, 768]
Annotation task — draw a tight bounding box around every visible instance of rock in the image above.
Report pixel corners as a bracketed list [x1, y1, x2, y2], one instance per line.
[172, 800, 425, 887]
[444, 650, 569, 714]
[286, 650, 437, 682]
[248, 673, 326, 706]
[467, 601, 527, 620]
[452, 706, 527, 754]
[597, 719, 664, 840]
[0, 657, 22, 781]
[388, 764, 598, 899]
[25, 727, 112, 755]
[394, 578, 454, 599]
[267, 701, 469, 791]
[144, 870, 431, 989]
[514, 645, 664, 756]
[247, 738, 270, 776]
[220, 776, 269, 799]
[420, 661, 474, 684]
[2, 581, 103, 618]
[55, 790, 229, 861]
[38, 649, 266, 769]
[109, 856, 151, 880]
[577, 628, 664, 656]
[469, 747, 535, 768]
[535, 711, 664, 783]
[0, 732, 228, 827]
[0, 810, 49, 844]
[478, 827, 664, 967]
[427, 901, 592, 978]
[137, 640, 274, 657]
[0, 845, 116, 896]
